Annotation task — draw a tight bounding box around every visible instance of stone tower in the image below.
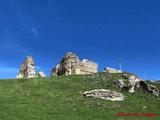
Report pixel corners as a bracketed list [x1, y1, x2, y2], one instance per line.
[25, 56, 36, 78]
[16, 56, 46, 79]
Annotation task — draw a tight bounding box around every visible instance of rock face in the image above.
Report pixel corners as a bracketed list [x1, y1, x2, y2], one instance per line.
[51, 52, 98, 76]
[140, 81, 159, 96]
[114, 79, 127, 89]
[114, 75, 141, 93]
[128, 75, 141, 93]
[103, 67, 122, 73]
[16, 56, 46, 79]
[114, 74, 159, 96]
[82, 89, 125, 101]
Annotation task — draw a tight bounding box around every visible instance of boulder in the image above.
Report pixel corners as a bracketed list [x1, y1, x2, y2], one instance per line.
[51, 52, 98, 76]
[82, 89, 125, 101]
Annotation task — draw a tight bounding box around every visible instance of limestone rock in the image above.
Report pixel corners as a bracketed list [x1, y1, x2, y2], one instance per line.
[37, 71, 46, 78]
[150, 80, 156, 84]
[103, 67, 122, 73]
[16, 73, 24, 79]
[114, 79, 127, 89]
[51, 52, 98, 76]
[128, 75, 141, 93]
[80, 59, 98, 74]
[51, 64, 60, 77]
[140, 81, 159, 96]
[118, 74, 159, 96]
[16, 56, 46, 79]
[82, 89, 125, 101]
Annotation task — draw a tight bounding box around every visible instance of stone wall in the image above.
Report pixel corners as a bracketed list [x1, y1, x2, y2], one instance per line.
[79, 59, 98, 74]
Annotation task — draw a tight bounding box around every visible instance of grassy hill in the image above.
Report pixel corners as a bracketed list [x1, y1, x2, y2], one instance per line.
[0, 73, 160, 120]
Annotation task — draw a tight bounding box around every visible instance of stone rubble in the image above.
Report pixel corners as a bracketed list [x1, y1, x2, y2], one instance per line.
[82, 89, 125, 101]
[51, 52, 98, 76]
[16, 56, 46, 79]
[103, 67, 122, 73]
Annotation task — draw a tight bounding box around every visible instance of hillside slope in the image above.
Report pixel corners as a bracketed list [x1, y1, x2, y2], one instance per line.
[0, 73, 160, 120]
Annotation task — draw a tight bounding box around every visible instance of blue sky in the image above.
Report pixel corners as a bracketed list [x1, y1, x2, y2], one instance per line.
[0, 0, 160, 80]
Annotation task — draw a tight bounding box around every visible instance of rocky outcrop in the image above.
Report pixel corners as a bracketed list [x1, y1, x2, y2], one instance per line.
[140, 81, 159, 96]
[114, 74, 159, 96]
[82, 89, 125, 101]
[51, 52, 98, 76]
[128, 75, 141, 93]
[114, 75, 141, 93]
[16, 56, 46, 79]
[114, 79, 127, 89]
[103, 67, 122, 73]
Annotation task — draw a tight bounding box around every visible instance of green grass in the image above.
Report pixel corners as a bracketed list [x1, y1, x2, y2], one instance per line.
[0, 73, 160, 120]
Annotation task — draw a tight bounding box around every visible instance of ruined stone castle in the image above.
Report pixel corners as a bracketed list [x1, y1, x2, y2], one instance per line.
[51, 52, 98, 76]
[16, 56, 46, 79]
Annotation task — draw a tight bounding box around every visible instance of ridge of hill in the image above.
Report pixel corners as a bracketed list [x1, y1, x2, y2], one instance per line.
[0, 73, 160, 120]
